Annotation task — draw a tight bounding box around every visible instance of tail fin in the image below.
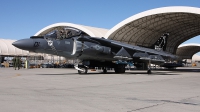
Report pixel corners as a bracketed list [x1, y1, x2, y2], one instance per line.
[152, 33, 169, 51]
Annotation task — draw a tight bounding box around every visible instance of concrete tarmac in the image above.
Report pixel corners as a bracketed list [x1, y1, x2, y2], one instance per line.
[0, 67, 200, 112]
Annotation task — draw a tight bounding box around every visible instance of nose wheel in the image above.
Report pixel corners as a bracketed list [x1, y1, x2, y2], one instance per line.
[78, 67, 88, 74]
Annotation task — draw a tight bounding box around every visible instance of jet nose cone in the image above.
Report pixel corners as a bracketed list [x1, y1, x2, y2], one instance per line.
[12, 39, 34, 50]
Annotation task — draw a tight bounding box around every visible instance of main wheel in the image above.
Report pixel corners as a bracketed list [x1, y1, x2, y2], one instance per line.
[147, 69, 151, 74]
[78, 67, 88, 74]
[114, 64, 125, 73]
[103, 68, 107, 74]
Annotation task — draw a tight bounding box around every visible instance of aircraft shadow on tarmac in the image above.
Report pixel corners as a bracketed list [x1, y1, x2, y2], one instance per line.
[36, 72, 115, 75]
[36, 73, 76, 75]
[35, 67, 200, 76]
[36, 71, 180, 76]
[123, 71, 180, 75]
[148, 72, 180, 75]
[167, 69, 200, 72]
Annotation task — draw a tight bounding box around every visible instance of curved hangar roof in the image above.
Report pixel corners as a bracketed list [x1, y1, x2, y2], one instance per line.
[176, 44, 200, 59]
[0, 39, 29, 56]
[105, 6, 200, 54]
[34, 22, 108, 37]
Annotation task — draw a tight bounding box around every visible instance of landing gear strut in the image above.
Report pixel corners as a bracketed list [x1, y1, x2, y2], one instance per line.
[147, 60, 152, 74]
[147, 68, 151, 74]
[74, 60, 88, 74]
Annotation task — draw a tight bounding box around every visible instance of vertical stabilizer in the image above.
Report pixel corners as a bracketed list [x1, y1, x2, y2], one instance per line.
[152, 33, 169, 51]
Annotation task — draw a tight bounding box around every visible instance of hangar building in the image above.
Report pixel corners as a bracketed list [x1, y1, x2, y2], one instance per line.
[33, 6, 200, 59]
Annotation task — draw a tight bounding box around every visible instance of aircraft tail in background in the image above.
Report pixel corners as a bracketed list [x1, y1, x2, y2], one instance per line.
[151, 33, 169, 51]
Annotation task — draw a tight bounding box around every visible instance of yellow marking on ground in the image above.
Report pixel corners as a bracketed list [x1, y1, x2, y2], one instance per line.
[0, 74, 21, 79]
[16, 74, 21, 76]
[11, 74, 21, 78]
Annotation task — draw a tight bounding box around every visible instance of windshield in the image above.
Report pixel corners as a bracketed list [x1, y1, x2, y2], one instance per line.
[45, 30, 57, 39]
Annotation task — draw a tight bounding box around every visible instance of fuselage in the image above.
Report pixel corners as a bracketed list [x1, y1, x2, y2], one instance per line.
[12, 37, 115, 61]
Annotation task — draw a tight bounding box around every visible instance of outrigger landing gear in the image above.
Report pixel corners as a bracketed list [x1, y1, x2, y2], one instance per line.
[147, 68, 151, 74]
[147, 60, 152, 74]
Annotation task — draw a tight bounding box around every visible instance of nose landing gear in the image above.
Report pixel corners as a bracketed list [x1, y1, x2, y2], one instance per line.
[78, 67, 88, 74]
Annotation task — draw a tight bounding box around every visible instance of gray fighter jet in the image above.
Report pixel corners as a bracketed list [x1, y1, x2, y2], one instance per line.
[12, 27, 176, 74]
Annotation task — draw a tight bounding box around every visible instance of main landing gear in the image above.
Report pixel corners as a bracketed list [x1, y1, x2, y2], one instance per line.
[103, 67, 107, 74]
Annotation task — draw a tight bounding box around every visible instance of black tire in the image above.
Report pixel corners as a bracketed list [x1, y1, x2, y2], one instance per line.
[103, 68, 107, 74]
[114, 64, 125, 73]
[147, 69, 151, 74]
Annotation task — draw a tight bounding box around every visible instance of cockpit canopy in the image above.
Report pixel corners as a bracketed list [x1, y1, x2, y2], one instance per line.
[44, 27, 82, 39]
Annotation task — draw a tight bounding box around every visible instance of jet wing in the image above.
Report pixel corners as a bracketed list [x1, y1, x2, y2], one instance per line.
[89, 37, 177, 62]
[110, 41, 176, 58]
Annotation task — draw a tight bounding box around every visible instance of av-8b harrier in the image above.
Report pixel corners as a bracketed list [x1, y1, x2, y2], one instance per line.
[13, 27, 176, 74]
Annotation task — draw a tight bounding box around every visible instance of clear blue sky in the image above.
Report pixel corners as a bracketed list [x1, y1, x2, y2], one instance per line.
[0, 0, 200, 47]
